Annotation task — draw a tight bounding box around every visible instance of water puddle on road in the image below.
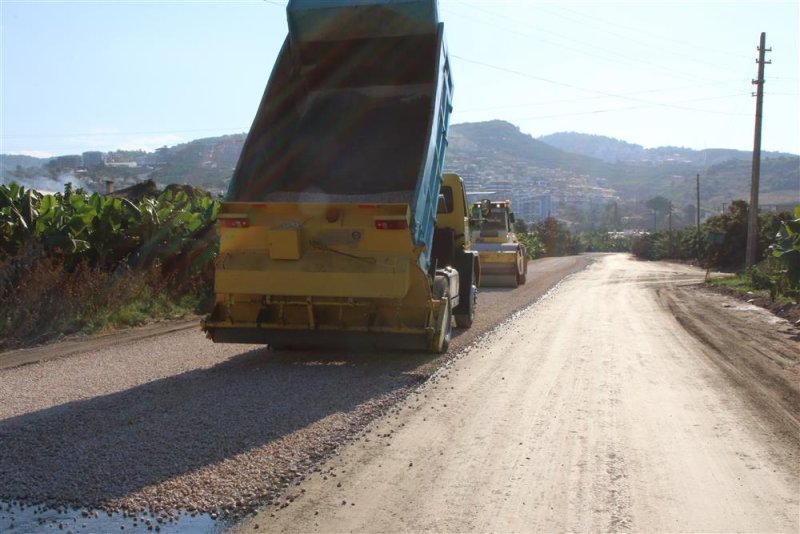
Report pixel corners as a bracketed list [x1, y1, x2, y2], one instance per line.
[0, 502, 227, 533]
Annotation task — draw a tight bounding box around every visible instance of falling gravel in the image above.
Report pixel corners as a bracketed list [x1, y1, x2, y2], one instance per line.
[0, 256, 590, 518]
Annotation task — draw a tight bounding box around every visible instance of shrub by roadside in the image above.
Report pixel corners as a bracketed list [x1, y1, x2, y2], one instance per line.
[0, 245, 209, 351]
[0, 181, 218, 350]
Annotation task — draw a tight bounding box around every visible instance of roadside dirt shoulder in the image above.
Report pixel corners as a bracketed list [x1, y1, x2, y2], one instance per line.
[660, 284, 800, 446]
[705, 283, 800, 325]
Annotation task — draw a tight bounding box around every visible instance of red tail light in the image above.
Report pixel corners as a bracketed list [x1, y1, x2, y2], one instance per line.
[325, 208, 340, 223]
[374, 219, 407, 230]
[220, 219, 249, 228]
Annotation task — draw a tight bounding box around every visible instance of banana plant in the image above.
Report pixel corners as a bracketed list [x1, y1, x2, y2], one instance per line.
[1, 183, 42, 253]
[770, 206, 800, 289]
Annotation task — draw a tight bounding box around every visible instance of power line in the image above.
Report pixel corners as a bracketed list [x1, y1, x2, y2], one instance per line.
[538, 3, 753, 62]
[443, 6, 708, 83]
[1, 127, 247, 140]
[457, 80, 749, 113]
[4, 51, 757, 143]
[453, 2, 742, 76]
[451, 55, 752, 117]
[508, 98, 749, 122]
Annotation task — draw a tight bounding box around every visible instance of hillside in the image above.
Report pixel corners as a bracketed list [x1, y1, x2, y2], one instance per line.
[148, 134, 245, 192]
[536, 130, 799, 206]
[0, 154, 49, 174]
[2, 121, 797, 212]
[450, 122, 797, 206]
[538, 131, 796, 165]
[448, 121, 614, 174]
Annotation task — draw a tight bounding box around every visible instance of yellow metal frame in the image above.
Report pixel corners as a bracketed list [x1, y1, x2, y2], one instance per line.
[203, 200, 448, 348]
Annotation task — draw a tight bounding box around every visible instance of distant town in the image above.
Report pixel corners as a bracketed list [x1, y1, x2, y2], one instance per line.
[2, 121, 797, 233]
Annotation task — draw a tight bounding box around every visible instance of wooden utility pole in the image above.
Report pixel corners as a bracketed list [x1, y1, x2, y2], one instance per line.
[745, 32, 771, 268]
[668, 200, 673, 256]
[696, 173, 701, 258]
[696, 174, 700, 233]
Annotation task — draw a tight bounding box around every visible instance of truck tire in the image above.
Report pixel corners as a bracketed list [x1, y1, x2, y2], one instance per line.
[455, 283, 476, 328]
[431, 278, 452, 353]
[439, 297, 452, 353]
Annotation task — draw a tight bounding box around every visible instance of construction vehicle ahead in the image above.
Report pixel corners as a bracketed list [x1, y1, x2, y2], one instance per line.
[471, 199, 528, 287]
[202, 0, 479, 352]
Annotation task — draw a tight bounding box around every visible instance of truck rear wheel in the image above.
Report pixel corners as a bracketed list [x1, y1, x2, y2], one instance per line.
[431, 278, 452, 353]
[455, 283, 476, 328]
[439, 298, 452, 352]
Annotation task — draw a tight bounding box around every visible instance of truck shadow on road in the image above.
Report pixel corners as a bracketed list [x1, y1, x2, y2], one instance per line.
[0, 347, 436, 509]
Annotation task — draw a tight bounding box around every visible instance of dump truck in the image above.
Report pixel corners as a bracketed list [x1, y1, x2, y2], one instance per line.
[470, 199, 528, 287]
[202, 0, 479, 353]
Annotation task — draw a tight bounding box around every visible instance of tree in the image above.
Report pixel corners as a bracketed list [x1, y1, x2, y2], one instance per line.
[703, 200, 749, 268]
[532, 217, 580, 257]
[645, 196, 671, 214]
[603, 201, 622, 231]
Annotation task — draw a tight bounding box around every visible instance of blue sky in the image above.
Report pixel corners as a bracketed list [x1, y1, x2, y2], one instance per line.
[1, 0, 798, 157]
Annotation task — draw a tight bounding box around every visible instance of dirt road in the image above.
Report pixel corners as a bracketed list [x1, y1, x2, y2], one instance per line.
[0, 257, 589, 531]
[238, 254, 800, 533]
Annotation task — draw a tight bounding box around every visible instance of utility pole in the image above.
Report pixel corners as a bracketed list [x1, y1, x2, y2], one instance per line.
[746, 32, 771, 268]
[696, 174, 700, 233]
[668, 200, 673, 257]
[696, 173, 701, 258]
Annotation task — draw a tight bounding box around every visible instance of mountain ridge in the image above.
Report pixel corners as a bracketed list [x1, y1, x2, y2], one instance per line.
[2, 121, 797, 209]
[537, 130, 796, 165]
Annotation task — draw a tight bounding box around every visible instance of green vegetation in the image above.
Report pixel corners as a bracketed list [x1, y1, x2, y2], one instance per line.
[514, 217, 581, 259]
[581, 231, 632, 253]
[0, 182, 219, 349]
[769, 206, 800, 296]
[631, 200, 799, 301]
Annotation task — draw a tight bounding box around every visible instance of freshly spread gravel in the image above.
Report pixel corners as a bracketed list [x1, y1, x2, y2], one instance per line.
[0, 331, 426, 514]
[0, 256, 591, 518]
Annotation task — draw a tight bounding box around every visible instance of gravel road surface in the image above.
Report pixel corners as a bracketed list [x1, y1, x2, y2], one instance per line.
[0, 256, 589, 531]
[236, 254, 800, 533]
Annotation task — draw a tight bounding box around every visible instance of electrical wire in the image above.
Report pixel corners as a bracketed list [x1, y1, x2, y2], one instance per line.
[1, 127, 247, 140]
[451, 2, 743, 76]
[451, 55, 752, 116]
[442, 7, 705, 84]
[509, 93, 752, 122]
[457, 80, 750, 113]
[535, 2, 753, 62]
